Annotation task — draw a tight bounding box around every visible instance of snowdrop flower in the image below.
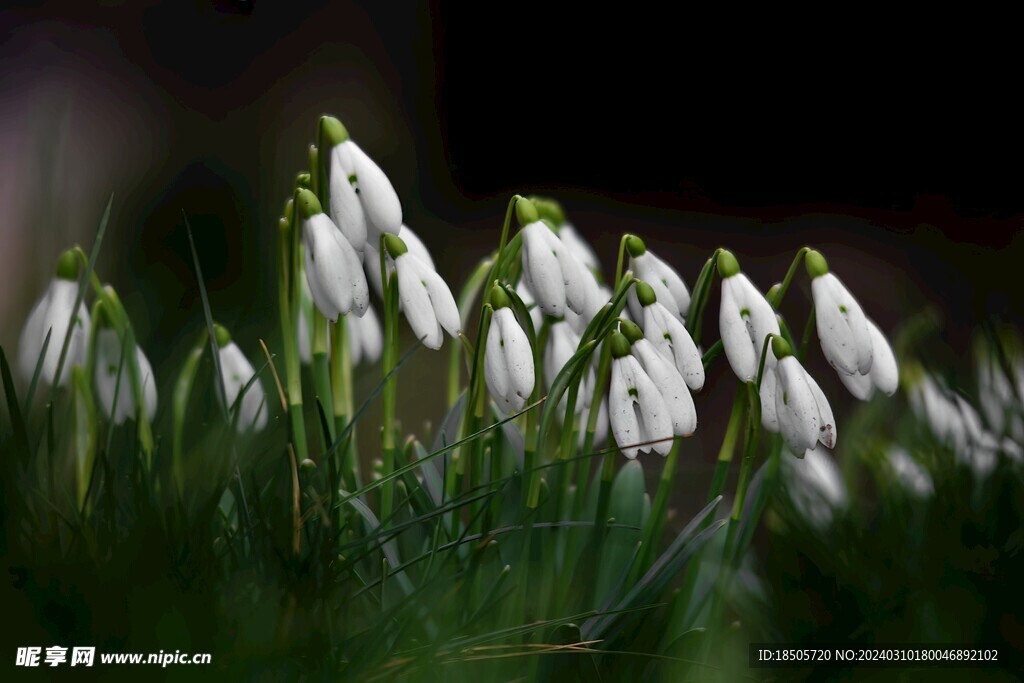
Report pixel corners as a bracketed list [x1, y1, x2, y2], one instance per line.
[517, 198, 590, 318]
[620, 319, 697, 436]
[17, 249, 91, 387]
[837, 317, 899, 400]
[608, 331, 674, 459]
[806, 250, 873, 376]
[635, 280, 704, 391]
[782, 448, 847, 530]
[384, 234, 460, 350]
[320, 115, 402, 250]
[347, 302, 383, 365]
[364, 223, 435, 301]
[484, 287, 535, 415]
[215, 324, 268, 432]
[545, 320, 599, 416]
[298, 188, 368, 322]
[717, 250, 780, 383]
[625, 236, 690, 323]
[530, 195, 601, 273]
[93, 320, 157, 425]
[762, 337, 835, 456]
[886, 447, 934, 499]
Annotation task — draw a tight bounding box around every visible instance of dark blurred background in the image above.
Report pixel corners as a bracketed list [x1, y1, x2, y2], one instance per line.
[1, 2, 1021, 484]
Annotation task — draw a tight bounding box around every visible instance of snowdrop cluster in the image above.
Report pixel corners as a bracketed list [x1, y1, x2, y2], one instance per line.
[608, 320, 698, 459]
[907, 367, 1023, 477]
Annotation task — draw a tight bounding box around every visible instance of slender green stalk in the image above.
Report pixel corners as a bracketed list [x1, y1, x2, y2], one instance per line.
[798, 306, 817, 362]
[705, 387, 747, 504]
[768, 246, 810, 309]
[638, 437, 681, 571]
[172, 336, 205, 497]
[331, 320, 359, 488]
[379, 237, 401, 523]
[686, 248, 723, 345]
[277, 215, 309, 464]
[448, 256, 494, 407]
[311, 309, 335, 443]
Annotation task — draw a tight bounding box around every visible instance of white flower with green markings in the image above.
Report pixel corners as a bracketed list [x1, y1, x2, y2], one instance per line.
[517, 198, 590, 318]
[608, 329, 674, 459]
[320, 116, 402, 251]
[484, 286, 535, 415]
[625, 236, 690, 323]
[806, 250, 873, 377]
[761, 337, 835, 456]
[298, 188, 368, 322]
[17, 250, 91, 387]
[215, 324, 268, 432]
[94, 321, 157, 425]
[364, 223, 434, 301]
[635, 280, 704, 392]
[717, 250, 780, 383]
[384, 233, 460, 350]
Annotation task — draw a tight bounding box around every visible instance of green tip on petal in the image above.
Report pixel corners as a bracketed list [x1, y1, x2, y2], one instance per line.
[515, 197, 539, 227]
[319, 115, 350, 147]
[805, 249, 829, 278]
[295, 189, 323, 219]
[771, 336, 793, 359]
[213, 323, 232, 348]
[490, 284, 512, 309]
[383, 233, 408, 257]
[717, 249, 740, 278]
[619, 319, 644, 345]
[635, 280, 657, 307]
[55, 249, 80, 281]
[609, 331, 632, 359]
[625, 235, 647, 258]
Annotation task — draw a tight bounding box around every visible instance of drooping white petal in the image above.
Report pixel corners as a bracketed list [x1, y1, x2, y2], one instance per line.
[329, 145, 368, 251]
[517, 279, 544, 334]
[804, 367, 836, 449]
[839, 371, 875, 400]
[303, 213, 369, 321]
[610, 357, 643, 459]
[521, 222, 567, 316]
[558, 222, 600, 271]
[17, 279, 91, 387]
[719, 276, 756, 381]
[544, 321, 580, 392]
[420, 266, 461, 338]
[395, 254, 443, 349]
[775, 357, 820, 454]
[866, 319, 897, 395]
[544, 226, 589, 315]
[642, 301, 704, 391]
[364, 224, 436, 301]
[219, 341, 268, 432]
[759, 355, 780, 431]
[629, 251, 690, 321]
[337, 140, 402, 242]
[812, 273, 873, 376]
[495, 308, 534, 400]
[347, 302, 383, 365]
[632, 339, 697, 436]
[719, 273, 778, 383]
[485, 308, 535, 414]
[94, 329, 157, 425]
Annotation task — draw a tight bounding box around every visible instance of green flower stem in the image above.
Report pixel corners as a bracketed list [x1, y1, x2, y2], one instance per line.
[614, 233, 634, 287]
[331, 320, 359, 489]
[768, 246, 810, 310]
[379, 237, 401, 523]
[447, 256, 494, 408]
[705, 387, 747, 504]
[524, 318, 550, 510]
[277, 216, 310, 464]
[686, 248, 723, 345]
[312, 309, 335, 444]
[638, 436, 681, 571]
[172, 335, 205, 498]
[798, 306, 817, 362]
[487, 195, 522, 299]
